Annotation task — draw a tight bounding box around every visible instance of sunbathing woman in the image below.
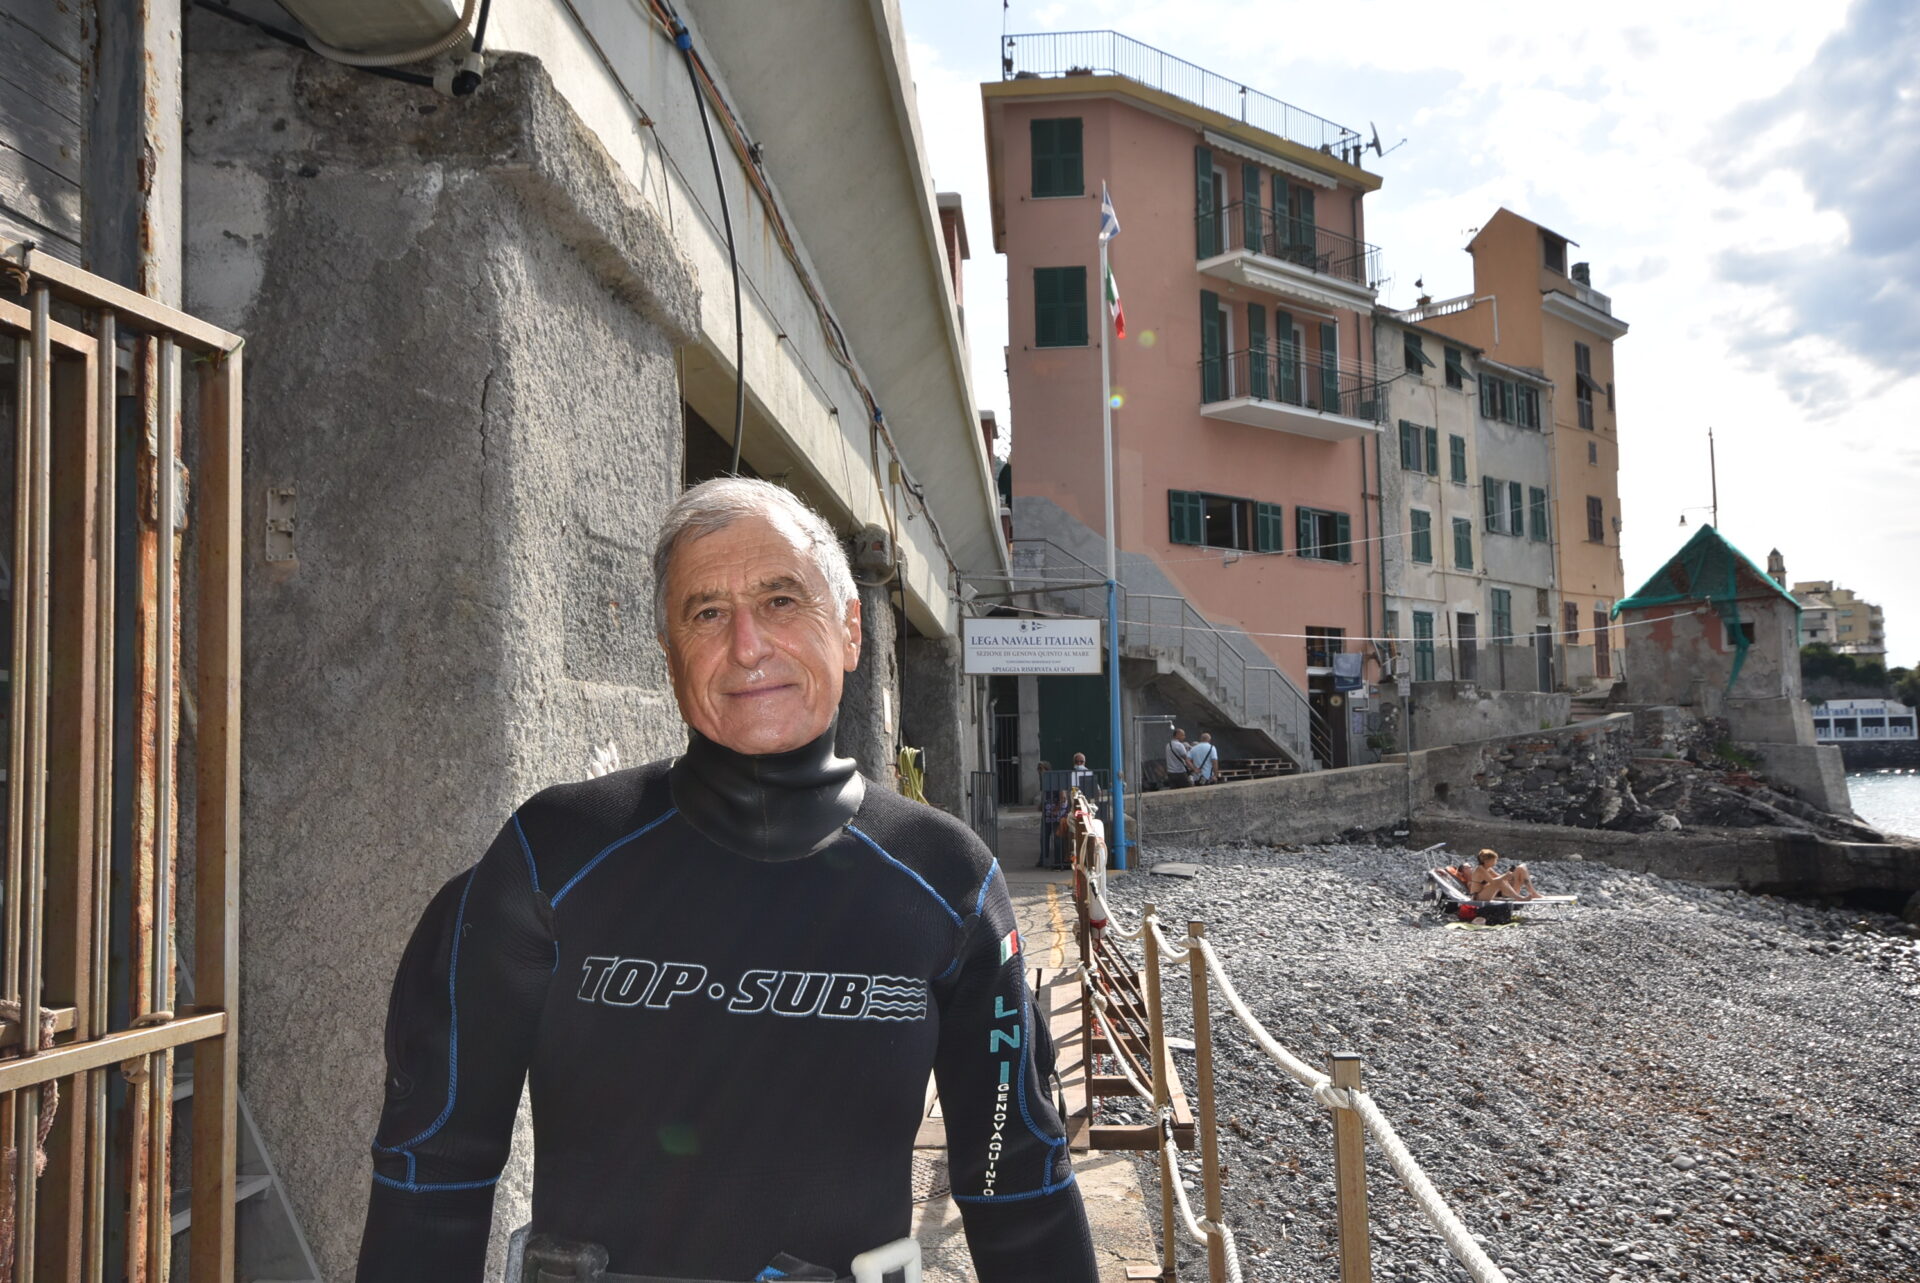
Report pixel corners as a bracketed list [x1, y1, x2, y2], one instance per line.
[1466, 847, 1541, 900]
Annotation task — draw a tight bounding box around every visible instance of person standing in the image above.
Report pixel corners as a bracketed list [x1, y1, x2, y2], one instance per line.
[1067, 750, 1097, 794]
[1165, 728, 1193, 788]
[1187, 732, 1218, 785]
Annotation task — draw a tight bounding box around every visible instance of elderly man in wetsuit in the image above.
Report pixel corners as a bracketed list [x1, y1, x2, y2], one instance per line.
[355, 478, 1098, 1282]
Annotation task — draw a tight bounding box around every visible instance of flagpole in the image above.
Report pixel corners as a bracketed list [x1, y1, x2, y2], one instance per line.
[1100, 222, 1127, 870]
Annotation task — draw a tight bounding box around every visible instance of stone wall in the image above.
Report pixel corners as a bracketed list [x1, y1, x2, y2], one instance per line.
[901, 634, 973, 815]
[188, 51, 701, 1279]
[836, 582, 901, 789]
[1136, 761, 1414, 848]
[1410, 682, 1569, 748]
[1420, 715, 1639, 823]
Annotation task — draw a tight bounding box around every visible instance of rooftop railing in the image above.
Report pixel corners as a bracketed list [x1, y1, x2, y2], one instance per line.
[1003, 30, 1366, 159]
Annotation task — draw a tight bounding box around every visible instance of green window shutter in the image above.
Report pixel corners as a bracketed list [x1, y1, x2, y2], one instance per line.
[1449, 434, 1467, 484]
[1200, 290, 1223, 402]
[1242, 163, 1262, 254]
[1411, 509, 1431, 564]
[1425, 425, 1439, 476]
[1483, 476, 1500, 532]
[1275, 309, 1298, 403]
[1293, 184, 1316, 245]
[1530, 486, 1549, 541]
[1296, 507, 1314, 557]
[1509, 481, 1525, 535]
[1063, 266, 1087, 346]
[1319, 321, 1340, 411]
[1454, 517, 1473, 569]
[1255, 501, 1283, 553]
[1247, 304, 1268, 400]
[1034, 267, 1059, 347]
[1169, 490, 1203, 545]
[1399, 420, 1417, 470]
[1195, 145, 1216, 258]
[1060, 117, 1083, 195]
[1334, 512, 1351, 562]
[1479, 375, 1497, 418]
[1030, 119, 1056, 197]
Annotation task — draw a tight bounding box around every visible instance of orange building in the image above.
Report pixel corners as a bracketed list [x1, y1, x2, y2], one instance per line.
[1411, 209, 1631, 681]
[984, 32, 1388, 775]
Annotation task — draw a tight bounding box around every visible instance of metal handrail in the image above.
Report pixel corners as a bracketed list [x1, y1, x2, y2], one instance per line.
[1008, 538, 1316, 766]
[1003, 30, 1365, 158]
[1199, 347, 1387, 423]
[1201, 200, 1381, 288]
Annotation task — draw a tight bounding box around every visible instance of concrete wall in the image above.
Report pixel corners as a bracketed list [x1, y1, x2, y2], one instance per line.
[902, 635, 975, 815]
[836, 583, 902, 788]
[1751, 743, 1853, 819]
[1136, 759, 1414, 848]
[1410, 682, 1569, 748]
[188, 51, 704, 1279]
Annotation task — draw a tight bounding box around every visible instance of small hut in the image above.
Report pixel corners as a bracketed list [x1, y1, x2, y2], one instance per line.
[1612, 525, 1802, 711]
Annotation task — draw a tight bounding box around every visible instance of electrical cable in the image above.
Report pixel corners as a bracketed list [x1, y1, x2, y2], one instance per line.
[191, 0, 435, 86]
[670, 14, 747, 476]
[302, 0, 478, 67]
[470, 0, 493, 52]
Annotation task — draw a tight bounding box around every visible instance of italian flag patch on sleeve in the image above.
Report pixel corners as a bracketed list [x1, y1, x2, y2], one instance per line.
[997, 927, 1021, 964]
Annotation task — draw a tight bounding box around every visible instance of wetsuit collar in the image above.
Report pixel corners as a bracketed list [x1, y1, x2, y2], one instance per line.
[669, 725, 866, 862]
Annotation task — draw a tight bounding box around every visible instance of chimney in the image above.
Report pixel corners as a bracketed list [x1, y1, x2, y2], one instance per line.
[1766, 548, 1786, 586]
[1571, 262, 1592, 286]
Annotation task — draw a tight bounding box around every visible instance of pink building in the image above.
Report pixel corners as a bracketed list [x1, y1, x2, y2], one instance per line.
[984, 33, 1387, 776]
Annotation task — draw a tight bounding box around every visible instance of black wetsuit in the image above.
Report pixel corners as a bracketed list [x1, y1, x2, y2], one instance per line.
[356, 729, 1097, 1282]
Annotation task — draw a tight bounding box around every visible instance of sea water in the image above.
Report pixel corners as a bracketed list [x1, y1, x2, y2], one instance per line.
[1846, 770, 1920, 840]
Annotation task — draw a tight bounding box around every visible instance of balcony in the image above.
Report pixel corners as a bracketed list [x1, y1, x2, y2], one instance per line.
[1199, 347, 1384, 442]
[1197, 202, 1382, 311]
[1002, 30, 1365, 158]
[1540, 279, 1629, 340]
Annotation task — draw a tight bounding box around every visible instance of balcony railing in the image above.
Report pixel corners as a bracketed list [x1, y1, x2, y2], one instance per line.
[1201, 347, 1385, 423]
[1003, 30, 1365, 158]
[1561, 279, 1614, 316]
[1200, 200, 1381, 289]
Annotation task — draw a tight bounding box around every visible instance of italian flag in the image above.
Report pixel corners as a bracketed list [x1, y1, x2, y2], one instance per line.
[1105, 265, 1126, 340]
[998, 927, 1021, 964]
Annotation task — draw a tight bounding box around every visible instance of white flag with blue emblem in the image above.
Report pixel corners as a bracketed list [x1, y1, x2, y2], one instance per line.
[1099, 182, 1121, 242]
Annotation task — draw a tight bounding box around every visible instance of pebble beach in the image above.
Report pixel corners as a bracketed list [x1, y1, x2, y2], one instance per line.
[1098, 841, 1920, 1282]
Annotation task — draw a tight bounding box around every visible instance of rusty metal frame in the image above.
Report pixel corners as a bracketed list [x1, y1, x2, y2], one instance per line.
[0, 241, 241, 1283]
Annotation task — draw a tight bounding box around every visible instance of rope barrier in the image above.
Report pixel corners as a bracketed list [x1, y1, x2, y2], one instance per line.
[1351, 1092, 1511, 1283]
[1084, 908, 1515, 1283]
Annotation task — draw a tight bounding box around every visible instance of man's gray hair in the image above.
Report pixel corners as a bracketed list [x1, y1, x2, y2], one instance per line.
[652, 477, 857, 635]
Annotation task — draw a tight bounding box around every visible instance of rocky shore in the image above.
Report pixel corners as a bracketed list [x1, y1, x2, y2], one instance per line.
[1099, 841, 1920, 1282]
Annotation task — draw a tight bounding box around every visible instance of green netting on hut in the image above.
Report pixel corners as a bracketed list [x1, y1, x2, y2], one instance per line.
[1612, 526, 1799, 691]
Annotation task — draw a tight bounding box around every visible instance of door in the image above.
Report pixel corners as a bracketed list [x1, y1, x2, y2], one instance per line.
[1456, 612, 1477, 682]
[1593, 609, 1612, 678]
[1535, 626, 1554, 692]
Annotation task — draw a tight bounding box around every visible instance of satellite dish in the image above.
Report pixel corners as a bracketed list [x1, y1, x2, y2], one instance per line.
[1367, 122, 1408, 160]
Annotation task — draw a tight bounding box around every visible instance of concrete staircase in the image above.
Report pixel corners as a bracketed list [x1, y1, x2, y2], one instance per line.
[1008, 540, 1318, 770]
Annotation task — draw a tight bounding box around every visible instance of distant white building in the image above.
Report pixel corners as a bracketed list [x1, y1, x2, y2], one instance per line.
[1813, 698, 1918, 742]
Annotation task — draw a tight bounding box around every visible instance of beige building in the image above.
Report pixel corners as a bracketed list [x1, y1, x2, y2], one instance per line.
[1793, 580, 1887, 656]
[1415, 209, 1630, 681]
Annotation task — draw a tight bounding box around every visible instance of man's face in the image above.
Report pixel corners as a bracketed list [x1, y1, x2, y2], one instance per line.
[659, 513, 861, 756]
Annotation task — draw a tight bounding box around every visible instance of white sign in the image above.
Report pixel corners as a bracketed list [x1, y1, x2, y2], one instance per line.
[963, 618, 1104, 675]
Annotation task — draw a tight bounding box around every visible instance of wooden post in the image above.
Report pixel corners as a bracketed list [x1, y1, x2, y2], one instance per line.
[1328, 1051, 1372, 1283]
[1142, 905, 1176, 1282]
[190, 347, 243, 1283]
[1188, 923, 1226, 1283]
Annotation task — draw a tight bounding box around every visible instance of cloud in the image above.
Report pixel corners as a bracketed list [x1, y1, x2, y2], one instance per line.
[1709, 0, 1920, 405]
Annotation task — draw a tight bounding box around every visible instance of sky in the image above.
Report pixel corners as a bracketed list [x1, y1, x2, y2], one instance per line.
[898, 0, 1920, 666]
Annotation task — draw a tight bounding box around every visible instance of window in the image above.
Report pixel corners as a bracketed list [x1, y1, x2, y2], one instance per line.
[1398, 420, 1438, 474]
[1296, 506, 1352, 562]
[1528, 486, 1549, 542]
[1168, 489, 1270, 551]
[1574, 341, 1596, 429]
[1586, 496, 1605, 542]
[1255, 501, 1284, 553]
[1479, 373, 1541, 428]
[1482, 475, 1503, 533]
[1543, 232, 1567, 275]
[1588, 441, 1598, 465]
[1563, 601, 1579, 643]
[1403, 331, 1434, 374]
[1034, 266, 1087, 347]
[1491, 588, 1513, 644]
[1723, 620, 1757, 648]
[1449, 434, 1467, 484]
[1030, 118, 1083, 197]
[1203, 493, 1254, 549]
[1410, 509, 1433, 564]
[1306, 627, 1344, 668]
[1413, 611, 1436, 681]
[1452, 517, 1473, 570]
[1444, 346, 1467, 390]
[1508, 481, 1525, 537]
[1456, 611, 1478, 681]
